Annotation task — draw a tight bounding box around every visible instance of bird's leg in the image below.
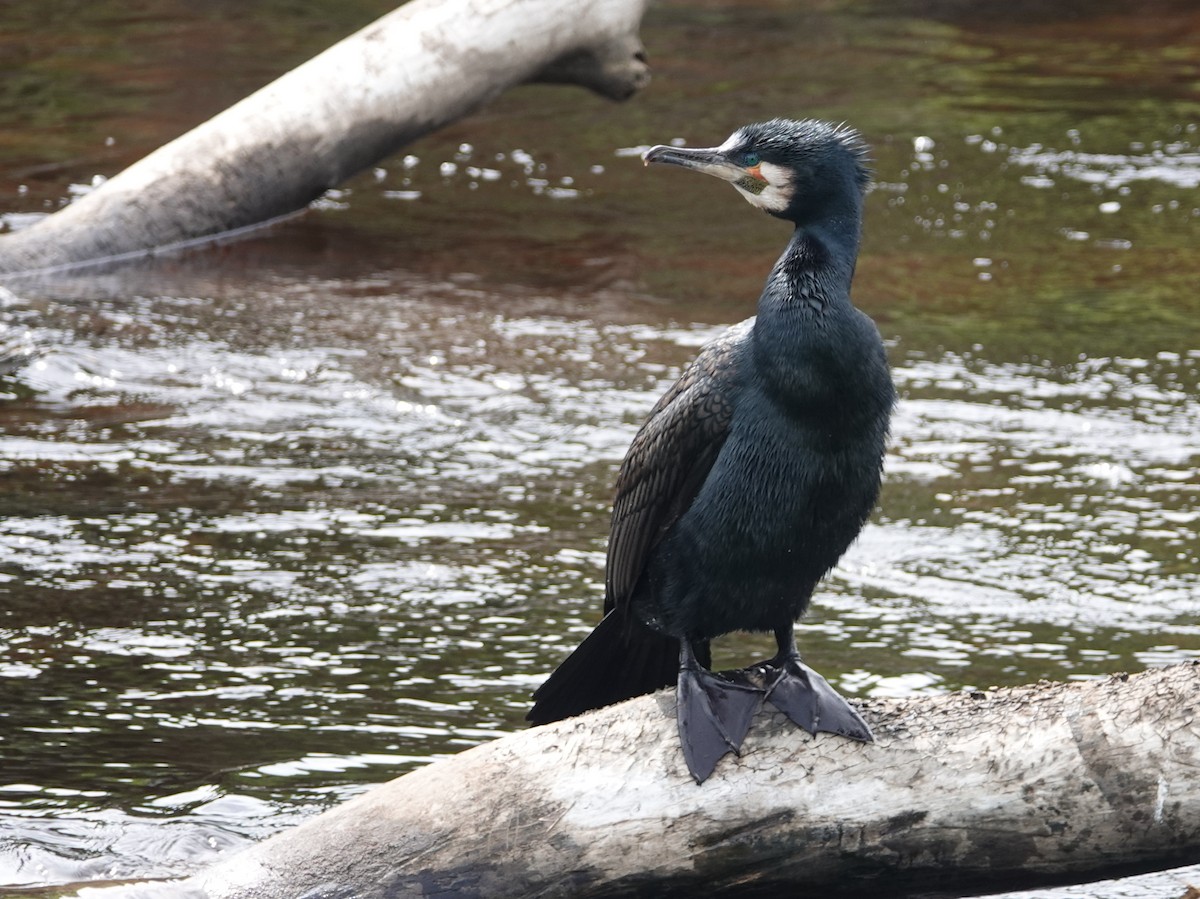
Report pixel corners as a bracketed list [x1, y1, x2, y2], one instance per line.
[676, 638, 764, 784]
[762, 626, 873, 742]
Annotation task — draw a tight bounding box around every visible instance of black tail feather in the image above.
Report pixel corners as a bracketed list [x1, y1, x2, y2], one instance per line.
[527, 609, 681, 725]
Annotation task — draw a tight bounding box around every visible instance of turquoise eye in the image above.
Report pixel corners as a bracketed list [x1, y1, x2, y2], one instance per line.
[744, 152, 761, 167]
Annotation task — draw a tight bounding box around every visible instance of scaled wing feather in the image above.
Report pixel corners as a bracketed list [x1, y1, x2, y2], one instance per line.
[603, 324, 746, 613]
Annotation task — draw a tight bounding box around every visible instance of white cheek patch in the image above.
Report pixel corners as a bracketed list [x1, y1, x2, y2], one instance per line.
[734, 160, 792, 213]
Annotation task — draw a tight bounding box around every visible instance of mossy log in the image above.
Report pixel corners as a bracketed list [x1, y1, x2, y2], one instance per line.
[79, 662, 1200, 898]
[0, 0, 650, 276]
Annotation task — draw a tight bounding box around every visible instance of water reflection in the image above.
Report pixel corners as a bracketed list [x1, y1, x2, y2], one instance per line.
[1, 786, 295, 888]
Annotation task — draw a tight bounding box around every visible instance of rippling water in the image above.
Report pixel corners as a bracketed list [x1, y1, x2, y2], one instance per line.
[2, 0, 1199, 895]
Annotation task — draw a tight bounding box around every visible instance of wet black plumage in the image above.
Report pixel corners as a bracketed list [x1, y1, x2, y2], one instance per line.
[528, 119, 894, 783]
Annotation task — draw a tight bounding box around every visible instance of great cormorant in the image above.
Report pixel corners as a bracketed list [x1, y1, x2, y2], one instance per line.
[527, 118, 894, 784]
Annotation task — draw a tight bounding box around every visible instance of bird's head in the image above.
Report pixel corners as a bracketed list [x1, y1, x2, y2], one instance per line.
[642, 118, 870, 225]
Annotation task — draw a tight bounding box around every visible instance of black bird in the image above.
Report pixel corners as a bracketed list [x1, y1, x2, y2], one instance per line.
[527, 118, 894, 783]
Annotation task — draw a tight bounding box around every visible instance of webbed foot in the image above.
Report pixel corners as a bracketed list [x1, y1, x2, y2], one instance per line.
[677, 645, 764, 784]
[763, 656, 872, 742]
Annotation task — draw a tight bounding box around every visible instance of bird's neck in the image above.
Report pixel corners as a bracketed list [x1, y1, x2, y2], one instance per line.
[749, 217, 865, 403]
[757, 220, 859, 319]
[744, 206, 878, 410]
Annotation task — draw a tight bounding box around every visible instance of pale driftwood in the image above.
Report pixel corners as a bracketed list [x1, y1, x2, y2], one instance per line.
[0, 0, 649, 276]
[77, 662, 1200, 898]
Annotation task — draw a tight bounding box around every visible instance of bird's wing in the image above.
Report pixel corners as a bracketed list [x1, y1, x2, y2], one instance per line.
[604, 321, 748, 613]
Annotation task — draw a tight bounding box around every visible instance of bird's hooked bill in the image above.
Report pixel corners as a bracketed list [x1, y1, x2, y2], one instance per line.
[642, 144, 767, 194]
[643, 144, 727, 172]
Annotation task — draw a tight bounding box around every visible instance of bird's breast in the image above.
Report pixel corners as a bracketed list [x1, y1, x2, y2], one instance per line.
[682, 395, 880, 561]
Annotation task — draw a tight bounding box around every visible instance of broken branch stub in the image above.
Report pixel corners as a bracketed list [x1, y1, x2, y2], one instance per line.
[0, 0, 650, 275]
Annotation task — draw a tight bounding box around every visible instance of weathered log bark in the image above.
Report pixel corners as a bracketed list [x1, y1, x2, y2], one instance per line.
[0, 0, 650, 276]
[79, 662, 1200, 898]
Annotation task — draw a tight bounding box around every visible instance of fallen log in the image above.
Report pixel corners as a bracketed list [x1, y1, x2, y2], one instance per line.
[0, 0, 650, 276]
[76, 661, 1200, 898]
